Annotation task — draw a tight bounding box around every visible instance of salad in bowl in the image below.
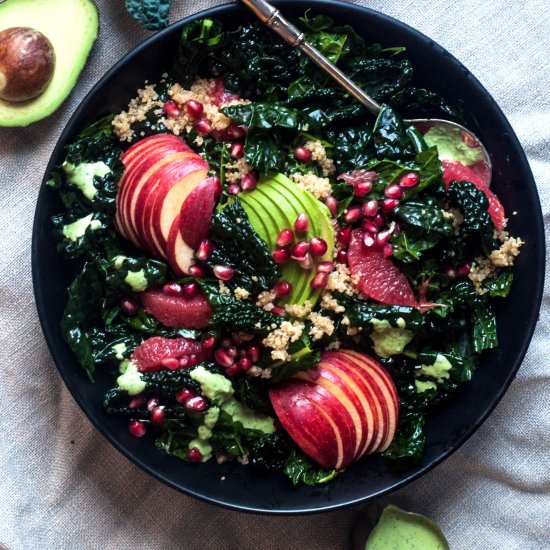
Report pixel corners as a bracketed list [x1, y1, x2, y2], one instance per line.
[47, 13, 523, 487]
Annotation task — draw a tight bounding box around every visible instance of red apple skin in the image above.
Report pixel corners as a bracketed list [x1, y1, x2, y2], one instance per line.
[179, 176, 218, 249]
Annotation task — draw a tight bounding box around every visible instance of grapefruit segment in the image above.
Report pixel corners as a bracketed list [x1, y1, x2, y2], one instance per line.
[131, 336, 204, 372]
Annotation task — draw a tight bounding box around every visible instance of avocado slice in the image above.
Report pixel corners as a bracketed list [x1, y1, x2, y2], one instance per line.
[0, 0, 98, 127]
[239, 173, 334, 306]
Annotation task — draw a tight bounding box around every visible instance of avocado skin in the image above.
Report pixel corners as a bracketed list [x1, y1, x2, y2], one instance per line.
[0, 0, 99, 127]
[240, 173, 335, 307]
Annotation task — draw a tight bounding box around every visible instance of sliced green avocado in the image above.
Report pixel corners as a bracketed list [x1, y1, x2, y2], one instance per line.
[239, 173, 334, 306]
[0, 0, 99, 127]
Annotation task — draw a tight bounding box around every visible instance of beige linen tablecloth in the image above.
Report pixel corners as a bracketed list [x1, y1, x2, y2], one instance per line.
[1, 1, 548, 548]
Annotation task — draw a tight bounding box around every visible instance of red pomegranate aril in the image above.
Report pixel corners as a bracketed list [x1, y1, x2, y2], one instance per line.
[354, 180, 373, 197]
[195, 118, 212, 134]
[382, 198, 400, 213]
[399, 172, 420, 187]
[213, 265, 234, 281]
[187, 354, 199, 367]
[212, 176, 222, 198]
[162, 100, 180, 119]
[163, 282, 183, 296]
[150, 406, 166, 427]
[383, 243, 394, 258]
[202, 336, 216, 350]
[363, 233, 376, 248]
[238, 357, 252, 372]
[227, 346, 238, 359]
[221, 337, 232, 348]
[271, 305, 286, 317]
[225, 123, 246, 140]
[182, 281, 198, 297]
[196, 239, 214, 261]
[161, 357, 180, 370]
[324, 196, 338, 217]
[377, 222, 396, 246]
[179, 356, 189, 369]
[362, 219, 379, 233]
[128, 396, 146, 409]
[188, 264, 205, 278]
[311, 272, 328, 289]
[272, 246, 291, 264]
[384, 184, 404, 199]
[336, 249, 348, 264]
[239, 348, 247, 358]
[362, 199, 379, 218]
[129, 420, 146, 438]
[231, 333, 244, 346]
[247, 345, 261, 363]
[120, 298, 138, 316]
[344, 206, 362, 223]
[227, 183, 241, 195]
[225, 364, 240, 376]
[294, 213, 310, 233]
[337, 226, 352, 245]
[457, 262, 472, 277]
[185, 99, 204, 117]
[373, 213, 385, 228]
[276, 228, 294, 247]
[309, 236, 328, 257]
[230, 142, 244, 159]
[291, 241, 309, 261]
[316, 261, 334, 273]
[147, 398, 159, 412]
[215, 348, 234, 368]
[241, 173, 257, 190]
[299, 253, 314, 270]
[294, 146, 312, 163]
[187, 447, 203, 463]
[186, 396, 207, 412]
[273, 280, 293, 297]
[175, 388, 194, 404]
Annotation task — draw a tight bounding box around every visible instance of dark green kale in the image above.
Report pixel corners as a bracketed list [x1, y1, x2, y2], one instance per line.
[125, 0, 172, 31]
[372, 105, 416, 160]
[482, 270, 514, 297]
[221, 103, 300, 130]
[250, 432, 293, 472]
[284, 449, 338, 486]
[382, 413, 425, 469]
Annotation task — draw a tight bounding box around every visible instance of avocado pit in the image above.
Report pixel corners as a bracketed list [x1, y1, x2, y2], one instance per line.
[0, 26, 55, 103]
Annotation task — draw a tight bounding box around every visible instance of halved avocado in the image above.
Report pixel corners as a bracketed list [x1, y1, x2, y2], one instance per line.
[0, 0, 98, 127]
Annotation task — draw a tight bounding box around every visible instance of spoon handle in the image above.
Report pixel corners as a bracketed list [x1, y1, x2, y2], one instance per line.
[241, 0, 381, 114]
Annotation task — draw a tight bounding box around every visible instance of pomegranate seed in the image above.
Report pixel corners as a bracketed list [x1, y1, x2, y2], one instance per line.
[311, 272, 328, 289]
[273, 280, 293, 297]
[161, 357, 180, 370]
[221, 338, 232, 348]
[271, 305, 286, 317]
[381, 198, 399, 213]
[227, 346, 238, 358]
[344, 206, 362, 223]
[215, 348, 234, 368]
[239, 349, 247, 358]
[227, 183, 241, 195]
[179, 356, 189, 369]
[182, 281, 198, 297]
[129, 420, 146, 438]
[147, 398, 159, 412]
[299, 254, 314, 270]
[185, 99, 204, 118]
[362, 199, 379, 218]
[162, 100, 180, 119]
[195, 118, 212, 134]
[309, 237, 328, 257]
[337, 226, 352, 245]
[163, 282, 182, 296]
[384, 184, 404, 199]
[231, 333, 244, 346]
[188, 264, 205, 278]
[240, 173, 257, 190]
[247, 345, 261, 363]
[373, 213, 385, 228]
[224, 123, 246, 140]
[186, 396, 207, 412]
[294, 213, 310, 233]
[294, 146, 312, 163]
[399, 172, 420, 187]
[150, 406, 165, 427]
[354, 180, 373, 197]
[187, 354, 198, 366]
[445, 267, 458, 280]
[362, 219, 379, 233]
[272, 246, 291, 264]
[230, 142, 244, 159]
[317, 261, 333, 273]
[120, 298, 138, 316]
[363, 233, 376, 248]
[128, 396, 146, 409]
[187, 447, 203, 463]
[337, 169, 378, 185]
[202, 336, 216, 350]
[383, 243, 394, 258]
[175, 388, 194, 404]
[213, 265, 234, 281]
[377, 222, 396, 246]
[291, 241, 309, 261]
[336, 249, 348, 264]
[238, 357, 252, 371]
[196, 239, 214, 261]
[324, 196, 338, 217]
[457, 262, 472, 277]
[225, 364, 240, 376]
[276, 228, 294, 247]
[212, 176, 222, 197]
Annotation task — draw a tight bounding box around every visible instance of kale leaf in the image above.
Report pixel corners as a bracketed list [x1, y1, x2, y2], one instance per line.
[250, 432, 292, 472]
[382, 413, 425, 469]
[284, 449, 338, 486]
[125, 0, 172, 31]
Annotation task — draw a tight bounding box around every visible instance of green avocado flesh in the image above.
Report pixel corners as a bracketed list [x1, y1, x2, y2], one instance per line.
[0, 0, 99, 127]
[239, 173, 335, 306]
[423, 125, 484, 166]
[366, 505, 449, 550]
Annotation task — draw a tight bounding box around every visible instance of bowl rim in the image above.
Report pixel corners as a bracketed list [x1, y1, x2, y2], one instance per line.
[32, 0, 545, 514]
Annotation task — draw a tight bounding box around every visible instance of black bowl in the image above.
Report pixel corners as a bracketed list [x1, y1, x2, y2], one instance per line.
[32, 0, 545, 514]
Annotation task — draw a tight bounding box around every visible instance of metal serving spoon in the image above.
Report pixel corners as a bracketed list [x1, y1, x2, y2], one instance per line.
[241, 0, 492, 177]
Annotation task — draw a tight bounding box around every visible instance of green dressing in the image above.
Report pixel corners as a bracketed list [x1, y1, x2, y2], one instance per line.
[62, 213, 101, 241]
[63, 161, 111, 200]
[116, 361, 145, 395]
[369, 318, 413, 358]
[124, 269, 148, 292]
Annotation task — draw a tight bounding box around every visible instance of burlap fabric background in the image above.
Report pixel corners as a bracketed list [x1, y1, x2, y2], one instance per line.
[1, 1, 548, 548]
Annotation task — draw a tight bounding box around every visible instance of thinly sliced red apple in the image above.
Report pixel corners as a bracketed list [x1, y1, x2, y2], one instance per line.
[166, 214, 195, 275]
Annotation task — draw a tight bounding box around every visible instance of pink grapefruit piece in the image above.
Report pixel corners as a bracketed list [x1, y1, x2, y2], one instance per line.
[131, 336, 204, 372]
[348, 230, 418, 307]
[139, 288, 212, 330]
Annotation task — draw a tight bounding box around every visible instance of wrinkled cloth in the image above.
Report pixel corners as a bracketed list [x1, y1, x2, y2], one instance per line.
[0, 1, 548, 548]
